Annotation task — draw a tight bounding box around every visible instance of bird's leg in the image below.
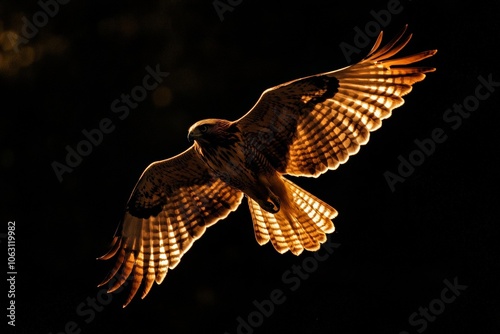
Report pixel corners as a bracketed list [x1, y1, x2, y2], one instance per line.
[241, 172, 285, 214]
[263, 193, 280, 213]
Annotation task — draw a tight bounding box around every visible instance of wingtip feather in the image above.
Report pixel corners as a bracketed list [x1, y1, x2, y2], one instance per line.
[97, 236, 121, 261]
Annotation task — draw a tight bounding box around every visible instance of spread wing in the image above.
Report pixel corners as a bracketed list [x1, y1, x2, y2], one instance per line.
[98, 147, 244, 307]
[235, 25, 437, 177]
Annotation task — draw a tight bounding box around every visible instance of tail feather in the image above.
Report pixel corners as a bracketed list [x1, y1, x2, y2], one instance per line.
[248, 199, 292, 253]
[247, 177, 338, 255]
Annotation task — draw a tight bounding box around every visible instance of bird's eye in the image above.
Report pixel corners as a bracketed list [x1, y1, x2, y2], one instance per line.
[199, 125, 208, 133]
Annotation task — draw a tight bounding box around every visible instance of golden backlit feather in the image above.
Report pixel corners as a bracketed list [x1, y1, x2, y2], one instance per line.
[248, 177, 337, 255]
[99, 26, 436, 307]
[98, 150, 243, 307]
[237, 25, 436, 178]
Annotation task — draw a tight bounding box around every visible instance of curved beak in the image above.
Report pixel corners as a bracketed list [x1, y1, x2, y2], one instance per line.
[187, 129, 200, 142]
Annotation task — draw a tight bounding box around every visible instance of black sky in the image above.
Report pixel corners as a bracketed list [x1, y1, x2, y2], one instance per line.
[1, 1, 500, 333]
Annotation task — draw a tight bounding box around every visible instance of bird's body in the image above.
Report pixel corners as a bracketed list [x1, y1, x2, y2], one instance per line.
[99, 26, 437, 307]
[190, 121, 250, 195]
[190, 119, 294, 214]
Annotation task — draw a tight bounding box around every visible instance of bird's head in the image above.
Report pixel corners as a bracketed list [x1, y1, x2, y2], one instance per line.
[187, 119, 237, 146]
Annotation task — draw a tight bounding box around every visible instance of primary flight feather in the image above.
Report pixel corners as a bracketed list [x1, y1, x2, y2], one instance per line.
[98, 25, 437, 307]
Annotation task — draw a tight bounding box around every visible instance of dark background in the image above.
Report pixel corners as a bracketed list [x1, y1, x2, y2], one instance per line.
[1, 0, 499, 333]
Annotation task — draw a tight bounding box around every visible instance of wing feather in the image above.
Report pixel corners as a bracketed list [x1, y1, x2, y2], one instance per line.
[98, 147, 244, 307]
[235, 25, 436, 177]
[99, 26, 436, 307]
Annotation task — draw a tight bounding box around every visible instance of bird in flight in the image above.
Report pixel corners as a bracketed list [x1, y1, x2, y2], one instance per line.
[98, 25, 436, 307]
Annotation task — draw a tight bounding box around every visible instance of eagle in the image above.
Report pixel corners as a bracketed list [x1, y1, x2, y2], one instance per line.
[98, 25, 436, 307]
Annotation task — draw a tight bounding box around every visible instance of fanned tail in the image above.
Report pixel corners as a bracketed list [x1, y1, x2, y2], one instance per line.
[248, 177, 337, 255]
